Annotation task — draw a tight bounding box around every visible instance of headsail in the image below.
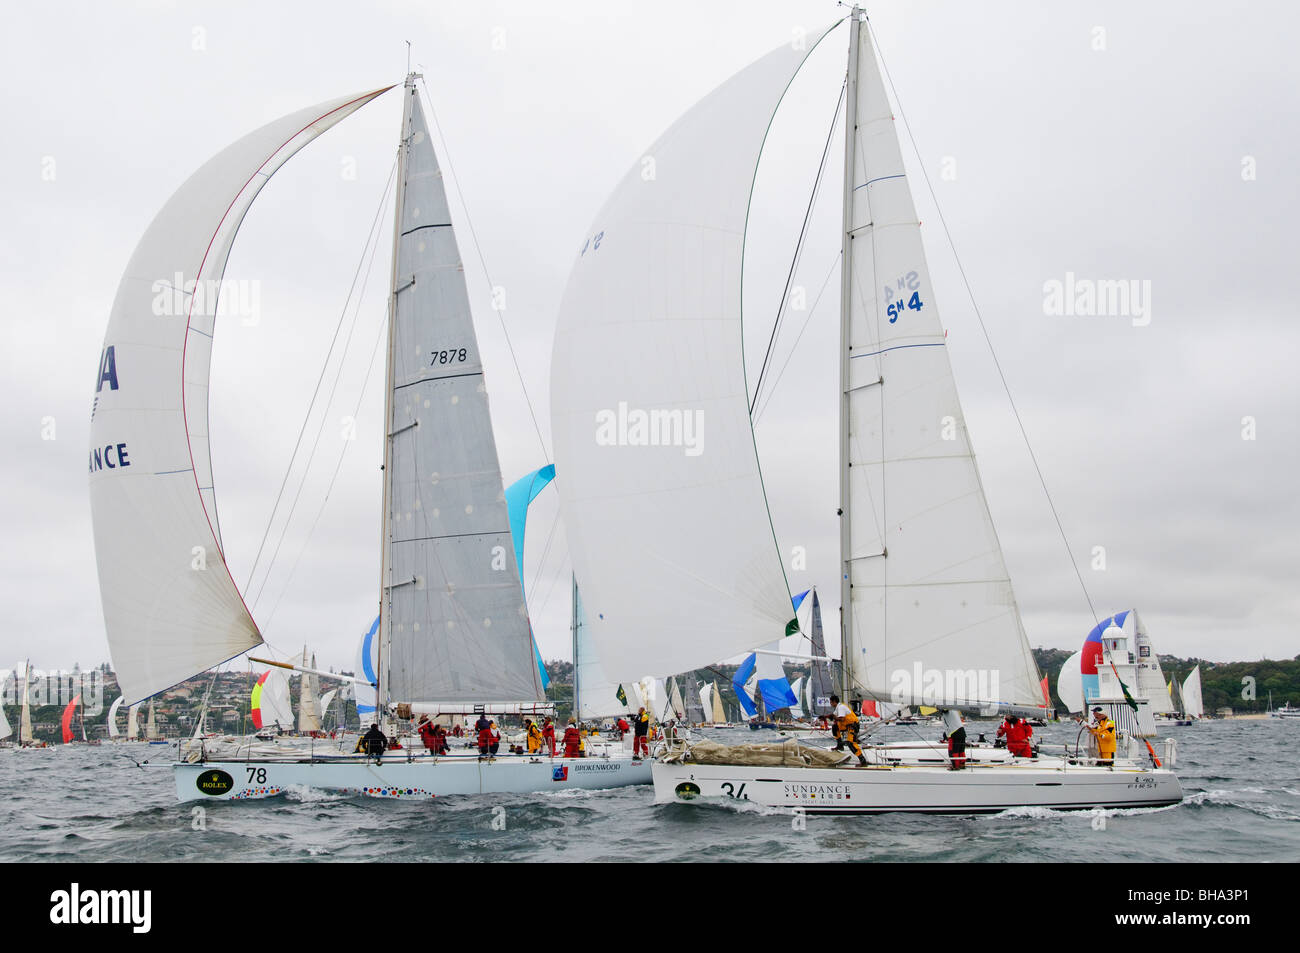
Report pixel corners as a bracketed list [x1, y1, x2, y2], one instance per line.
[380, 81, 543, 706]
[1182, 665, 1203, 719]
[89, 86, 392, 706]
[550, 30, 837, 683]
[840, 15, 1041, 710]
[574, 580, 629, 720]
[107, 696, 124, 739]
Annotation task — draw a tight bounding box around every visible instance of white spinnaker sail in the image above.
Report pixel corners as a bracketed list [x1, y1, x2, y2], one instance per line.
[843, 19, 1041, 709]
[381, 87, 543, 706]
[700, 682, 714, 722]
[126, 703, 140, 741]
[575, 582, 628, 720]
[550, 31, 835, 684]
[318, 689, 338, 728]
[1057, 650, 1084, 713]
[107, 696, 124, 739]
[1182, 665, 1203, 719]
[89, 87, 392, 706]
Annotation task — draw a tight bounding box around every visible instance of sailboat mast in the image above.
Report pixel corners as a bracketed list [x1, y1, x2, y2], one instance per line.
[570, 573, 580, 722]
[838, 9, 864, 701]
[376, 73, 419, 718]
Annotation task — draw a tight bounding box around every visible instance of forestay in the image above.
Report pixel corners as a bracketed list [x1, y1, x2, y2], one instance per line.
[551, 30, 837, 683]
[381, 87, 543, 706]
[89, 87, 391, 705]
[841, 19, 1040, 709]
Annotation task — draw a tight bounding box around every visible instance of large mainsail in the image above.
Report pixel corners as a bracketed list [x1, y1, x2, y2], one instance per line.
[550, 31, 837, 683]
[840, 15, 1041, 709]
[89, 86, 391, 705]
[379, 79, 543, 706]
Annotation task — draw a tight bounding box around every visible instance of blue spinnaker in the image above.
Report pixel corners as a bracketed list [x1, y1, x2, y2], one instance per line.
[504, 464, 557, 690]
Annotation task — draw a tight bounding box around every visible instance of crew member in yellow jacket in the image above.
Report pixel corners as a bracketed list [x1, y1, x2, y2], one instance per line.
[1082, 707, 1117, 766]
[831, 694, 868, 767]
[525, 718, 543, 754]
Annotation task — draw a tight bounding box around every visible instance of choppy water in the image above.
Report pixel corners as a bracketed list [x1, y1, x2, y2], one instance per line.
[3, 718, 1296, 862]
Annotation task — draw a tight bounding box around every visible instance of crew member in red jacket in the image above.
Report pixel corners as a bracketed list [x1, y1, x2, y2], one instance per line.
[477, 722, 494, 759]
[561, 718, 583, 758]
[542, 716, 557, 756]
[417, 716, 438, 753]
[1000, 715, 1034, 758]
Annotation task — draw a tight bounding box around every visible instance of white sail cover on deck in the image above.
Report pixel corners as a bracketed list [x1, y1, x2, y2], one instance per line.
[381, 87, 543, 706]
[89, 86, 392, 705]
[842, 20, 1040, 709]
[1182, 665, 1203, 719]
[550, 31, 835, 683]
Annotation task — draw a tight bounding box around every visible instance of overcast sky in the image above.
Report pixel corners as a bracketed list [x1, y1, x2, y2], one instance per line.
[3, 0, 1296, 681]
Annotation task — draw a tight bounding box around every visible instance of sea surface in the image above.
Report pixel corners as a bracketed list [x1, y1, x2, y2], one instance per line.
[2, 718, 1296, 863]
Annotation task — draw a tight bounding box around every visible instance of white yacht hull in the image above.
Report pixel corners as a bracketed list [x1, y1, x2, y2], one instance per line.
[176, 751, 652, 802]
[652, 756, 1183, 814]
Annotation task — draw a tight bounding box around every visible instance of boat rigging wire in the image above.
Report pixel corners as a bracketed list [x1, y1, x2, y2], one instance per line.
[243, 159, 399, 605]
[750, 79, 846, 416]
[417, 77, 551, 465]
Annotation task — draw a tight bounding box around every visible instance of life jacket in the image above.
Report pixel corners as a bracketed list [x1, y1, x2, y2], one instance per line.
[542, 722, 555, 738]
[562, 726, 581, 749]
[477, 728, 493, 748]
[528, 723, 542, 740]
[1090, 717, 1117, 757]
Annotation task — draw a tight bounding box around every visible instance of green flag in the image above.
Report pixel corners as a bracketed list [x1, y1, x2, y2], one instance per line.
[616, 684, 627, 706]
[785, 617, 799, 638]
[1109, 663, 1140, 711]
